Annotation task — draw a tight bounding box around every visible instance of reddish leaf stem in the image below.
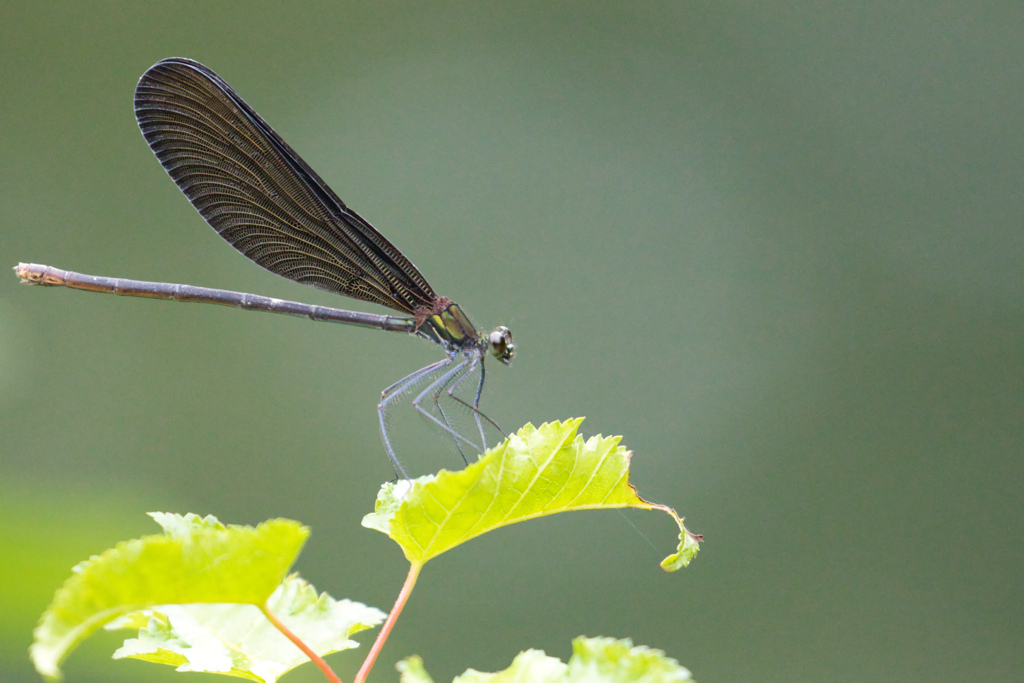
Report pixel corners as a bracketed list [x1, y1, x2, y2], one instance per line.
[260, 602, 342, 683]
[354, 562, 422, 683]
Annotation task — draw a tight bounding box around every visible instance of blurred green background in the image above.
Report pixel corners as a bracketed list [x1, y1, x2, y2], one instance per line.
[3, 2, 1022, 682]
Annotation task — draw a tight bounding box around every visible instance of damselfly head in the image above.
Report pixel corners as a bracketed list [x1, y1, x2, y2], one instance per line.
[488, 326, 515, 365]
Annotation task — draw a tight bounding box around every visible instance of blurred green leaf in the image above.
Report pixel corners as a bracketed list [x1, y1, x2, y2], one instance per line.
[363, 419, 700, 570]
[566, 637, 693, 682]
[108, 574, 384, 682]
[31, 513, 308, 679]
[399, 636, 692, 683]
[397, 655, 436, 683]
[451, 650, 567, 683]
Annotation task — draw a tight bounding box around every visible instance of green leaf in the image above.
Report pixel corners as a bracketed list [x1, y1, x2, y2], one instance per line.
[363, 419, 700, 570]
[566, 636, 693, 682]
[399, 636, 692, 683]
[397, 654, 435, 683]
[108, 574, 385, 682]
[31, 513, 308, 680]
[453, 650, 567, 683]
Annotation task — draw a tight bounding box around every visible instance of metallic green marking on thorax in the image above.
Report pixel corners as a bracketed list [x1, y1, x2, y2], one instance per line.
[421, 303, 480, 350]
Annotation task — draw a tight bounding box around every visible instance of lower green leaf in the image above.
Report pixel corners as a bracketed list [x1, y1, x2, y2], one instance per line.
[109, 575, 385, 682]
[31, 513, 308, 679]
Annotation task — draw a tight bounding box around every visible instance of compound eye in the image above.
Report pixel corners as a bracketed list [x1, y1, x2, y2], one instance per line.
[488, 326, 515, 364]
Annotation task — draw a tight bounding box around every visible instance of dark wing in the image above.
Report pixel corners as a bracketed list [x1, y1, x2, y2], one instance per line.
[134, 57, 438, 315]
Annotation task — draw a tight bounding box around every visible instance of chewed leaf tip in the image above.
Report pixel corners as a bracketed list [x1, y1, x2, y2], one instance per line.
[660, 528, 703, 571]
